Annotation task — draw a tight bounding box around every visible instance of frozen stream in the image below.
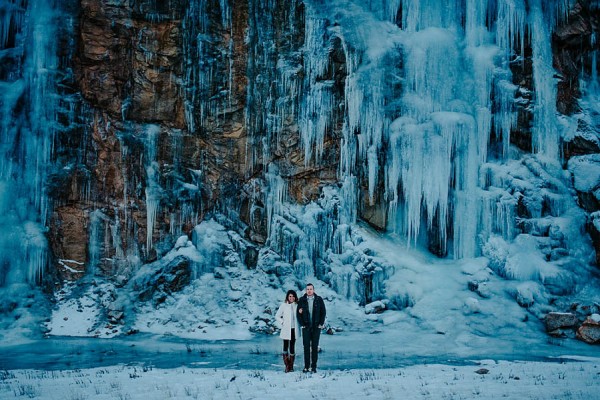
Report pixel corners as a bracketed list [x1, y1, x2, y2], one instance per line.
[0, 332, 594, 372]
[0, 335, 473, 371]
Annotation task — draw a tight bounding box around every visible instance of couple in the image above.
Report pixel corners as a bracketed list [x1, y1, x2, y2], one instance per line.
[275, 283, 326, 373]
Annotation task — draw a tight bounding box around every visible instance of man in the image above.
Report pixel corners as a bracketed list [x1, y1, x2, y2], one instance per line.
[297, 283, 326, 373]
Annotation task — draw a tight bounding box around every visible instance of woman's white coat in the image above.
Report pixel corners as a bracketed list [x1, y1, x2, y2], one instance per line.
[275, 302, 301, 340]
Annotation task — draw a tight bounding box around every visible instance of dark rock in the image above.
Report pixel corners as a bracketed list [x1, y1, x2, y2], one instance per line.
[576, 315, 600, 344]
[589, 215, 600, 266]
[468, 281, 491, 299]
[564, 131, 600, 161]
[133, 255, 192, 302]
[545, 312, 577, 332]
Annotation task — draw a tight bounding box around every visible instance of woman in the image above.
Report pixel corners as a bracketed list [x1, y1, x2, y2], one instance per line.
[275, 289, 301, 372]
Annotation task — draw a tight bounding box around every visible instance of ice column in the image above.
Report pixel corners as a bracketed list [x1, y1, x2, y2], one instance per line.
[345, 57, 385, 204]
[338, 48, 360, 221]
[496, 0, 527, 59]
[88, 210, 108, 277]
[591, 33, 598, 91]
[529, 0, 559, 160]
[265, 163, 287, 238]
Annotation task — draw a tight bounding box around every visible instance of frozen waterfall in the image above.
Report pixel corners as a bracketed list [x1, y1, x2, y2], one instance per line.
[263, 0, 580, 262]
[0, 0, 594, 310]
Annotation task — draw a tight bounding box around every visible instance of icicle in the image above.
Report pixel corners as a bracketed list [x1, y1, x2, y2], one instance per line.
[391, 24, 470, 251]
[300, 81, 334, 166]
[590, 33, 598, 91]
[382, 0, 402, 23]
[344, 62, 385, 203]
[402, 28, 460, 117]
[496, 0, 526, 57]
[494, 77, 518, 158]
[330, 267, 360, 301]
[401, 0, 462, 32]
[24, 221, 47, 283]
[467, 45, 497, 163]
[111, 208, 124, 260]
[294, 257, 313, 279]
[493, 0, 523, 155]
[244, 0, 303, 175]
[1, 1, 25, 49]
[340, 175, 357, 225]
[119, 140, 130, 234]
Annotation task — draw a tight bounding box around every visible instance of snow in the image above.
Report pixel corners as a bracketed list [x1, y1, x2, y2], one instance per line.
[37, 216, 598, 355]
[1, 357, 598, 400]
[47, 282, 121, 338]
[568, 155, 600, 193]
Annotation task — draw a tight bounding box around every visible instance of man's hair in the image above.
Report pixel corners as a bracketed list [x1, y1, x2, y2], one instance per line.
[306, 283, 314, 288]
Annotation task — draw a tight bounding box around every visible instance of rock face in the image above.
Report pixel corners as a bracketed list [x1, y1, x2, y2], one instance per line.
[50, 0, 254, 276]
[77, 0, 186, 125]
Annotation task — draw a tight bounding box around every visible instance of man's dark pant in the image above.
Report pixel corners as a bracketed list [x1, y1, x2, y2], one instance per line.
[302, 326, 321, 369]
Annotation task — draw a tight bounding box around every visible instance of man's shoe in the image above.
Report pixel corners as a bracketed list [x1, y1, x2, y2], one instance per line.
[310, 368, 317, 373]
[302, 368, 310, 373]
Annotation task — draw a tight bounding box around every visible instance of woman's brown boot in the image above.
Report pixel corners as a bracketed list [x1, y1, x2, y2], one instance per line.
[283, 353, 290, 373]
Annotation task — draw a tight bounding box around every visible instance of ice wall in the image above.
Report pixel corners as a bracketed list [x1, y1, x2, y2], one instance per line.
[305, 0, 575, 259]
[245, 0, 592, 309]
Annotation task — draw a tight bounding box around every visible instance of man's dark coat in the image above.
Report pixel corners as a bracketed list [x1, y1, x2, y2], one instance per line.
[297, 293, 326, 329]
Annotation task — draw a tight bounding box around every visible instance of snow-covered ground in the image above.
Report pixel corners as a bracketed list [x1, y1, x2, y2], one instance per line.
[2, 356, 598, 400]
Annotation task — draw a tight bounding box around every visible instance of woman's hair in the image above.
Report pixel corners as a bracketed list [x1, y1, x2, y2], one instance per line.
[285, 290, 298, 303]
